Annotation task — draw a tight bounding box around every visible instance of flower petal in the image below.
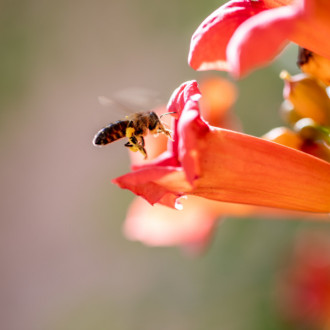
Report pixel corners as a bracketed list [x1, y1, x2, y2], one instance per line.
[188, 0, 271, 71]
[190, 128, 330, 213]
[167, 80, 202, 115]
[177, 94, 210, 183]
[292, 0, 330, 60]
[227, 5, 297, 77]
[166, 80, 201, 158]
[113, 166, 191, 208]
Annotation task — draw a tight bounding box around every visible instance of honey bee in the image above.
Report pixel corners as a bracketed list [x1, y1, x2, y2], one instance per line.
[93, 111, 174, 159]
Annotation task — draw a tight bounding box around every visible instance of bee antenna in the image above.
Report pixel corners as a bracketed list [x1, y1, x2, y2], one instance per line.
[159, 112, 177, 118]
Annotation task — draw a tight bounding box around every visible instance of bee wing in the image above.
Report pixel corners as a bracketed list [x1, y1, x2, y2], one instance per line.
[97, 87, 163, 116]
[98, 96, 114, 107]
[113, 87, 162, 110]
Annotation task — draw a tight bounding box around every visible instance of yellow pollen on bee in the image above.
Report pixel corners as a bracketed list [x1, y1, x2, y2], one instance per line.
[126, 127, 135, 138]
[129, 146, 139, 152]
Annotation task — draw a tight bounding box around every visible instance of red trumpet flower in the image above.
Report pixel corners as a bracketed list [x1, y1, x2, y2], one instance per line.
[113, 80, 330, 214]
[189, 0, 330, 77]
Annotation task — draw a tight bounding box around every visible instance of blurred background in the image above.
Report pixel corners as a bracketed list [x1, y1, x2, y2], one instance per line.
[1, 0, 330, 329]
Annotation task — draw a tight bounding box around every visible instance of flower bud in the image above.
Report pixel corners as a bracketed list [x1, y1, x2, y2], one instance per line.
[262, 127, 303, 150]
[297, 48, 330, 86]
[280, 71, 330, 125]
[279, 100, 302, 126]
[301, 140, 330, 162]
[293, 118, 320, 141]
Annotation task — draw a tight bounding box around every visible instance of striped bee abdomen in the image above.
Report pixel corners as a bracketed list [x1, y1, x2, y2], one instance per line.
[93, 120, 129, 145]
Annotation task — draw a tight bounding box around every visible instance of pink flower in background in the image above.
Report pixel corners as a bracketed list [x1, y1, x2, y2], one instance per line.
[124, 197, 219, 255]
[189, 0, 330, 77]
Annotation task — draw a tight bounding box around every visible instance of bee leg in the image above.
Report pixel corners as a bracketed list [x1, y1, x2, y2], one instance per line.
[124, 128, 138, 151]
[127, 143, 147, 158]
[149, 121, 173, 141]
[140, 136, 145, 147]
[125, 141, 139, 153]
[124, 133, 139, 152]
[134, 136, 147, 159]
[137, 145, 147, 159]
[124, 136, 147, 159]
[140, 147, 148, 159]
[159, 123, 173, 141]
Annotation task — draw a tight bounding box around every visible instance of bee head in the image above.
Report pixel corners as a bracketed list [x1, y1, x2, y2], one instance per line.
[147, 111, 161, 131]
[149, 111, 174, 139]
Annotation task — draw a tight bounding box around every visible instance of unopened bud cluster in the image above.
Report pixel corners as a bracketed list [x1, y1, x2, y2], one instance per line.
[262, 48, 330, 162]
